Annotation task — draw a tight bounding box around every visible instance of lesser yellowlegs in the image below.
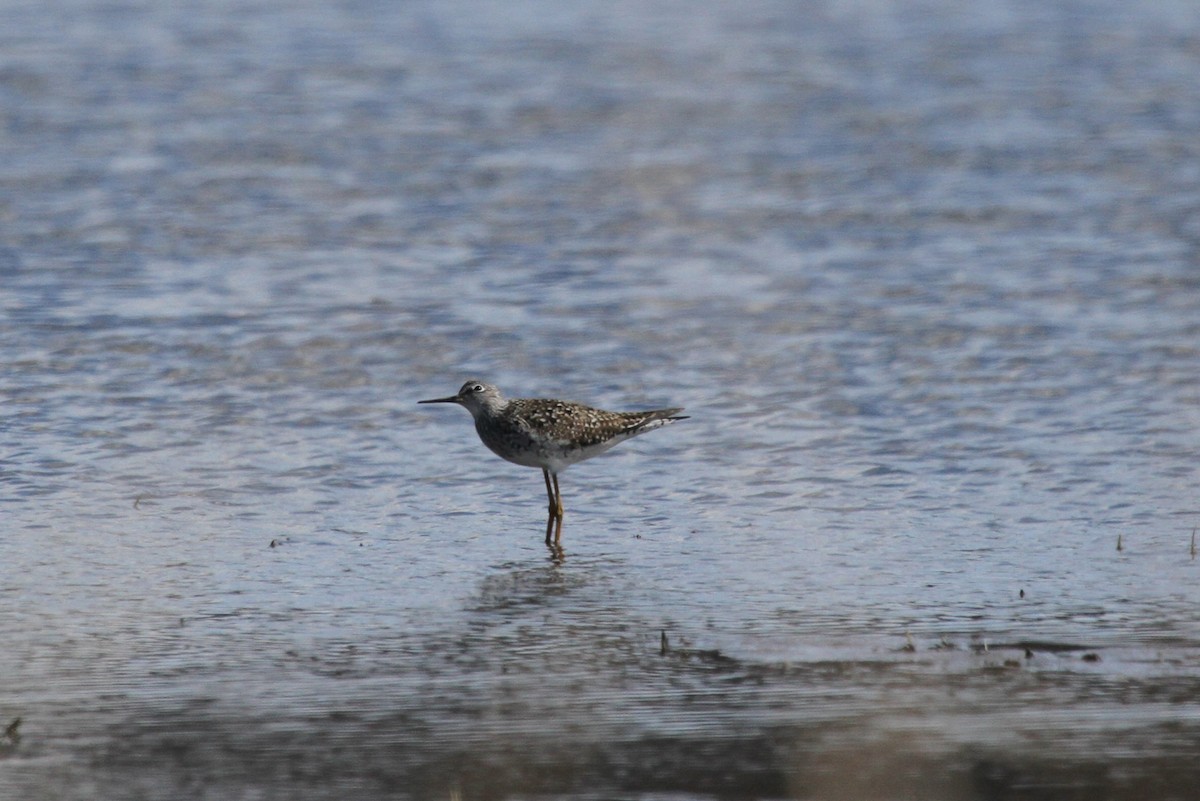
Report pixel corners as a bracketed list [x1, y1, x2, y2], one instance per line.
[419, 380, 687, 544]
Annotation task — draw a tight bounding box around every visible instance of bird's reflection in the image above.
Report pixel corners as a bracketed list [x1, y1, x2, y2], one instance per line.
[469, 546, 573, 614]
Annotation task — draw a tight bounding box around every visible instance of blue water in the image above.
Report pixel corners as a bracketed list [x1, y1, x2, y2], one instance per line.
[2, 0, 1199, 798]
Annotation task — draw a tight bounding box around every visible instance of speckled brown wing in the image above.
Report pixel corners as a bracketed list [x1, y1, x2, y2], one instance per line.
[509, 399, 685, 449]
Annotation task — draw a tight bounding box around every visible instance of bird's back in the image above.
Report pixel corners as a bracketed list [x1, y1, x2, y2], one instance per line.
[477, 397, 686, 471]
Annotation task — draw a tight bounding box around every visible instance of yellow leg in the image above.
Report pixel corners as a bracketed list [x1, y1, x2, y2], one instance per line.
[543, 469, 564, 544]
[543, 470, 558, 545]
[551, 472, 564, 543]
[543, 469, 556, 516]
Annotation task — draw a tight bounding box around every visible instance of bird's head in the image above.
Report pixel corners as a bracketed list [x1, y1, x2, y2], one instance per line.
[418, 380, 505, 418]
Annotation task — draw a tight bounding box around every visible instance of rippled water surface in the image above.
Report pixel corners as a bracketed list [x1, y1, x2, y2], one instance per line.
[3, 0, 1199, 798]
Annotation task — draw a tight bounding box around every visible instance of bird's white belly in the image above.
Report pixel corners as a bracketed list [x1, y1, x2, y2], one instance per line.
[477, 423, 631, 474]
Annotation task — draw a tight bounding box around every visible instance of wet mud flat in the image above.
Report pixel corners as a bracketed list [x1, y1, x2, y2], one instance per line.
[4, 633, 1198, 801]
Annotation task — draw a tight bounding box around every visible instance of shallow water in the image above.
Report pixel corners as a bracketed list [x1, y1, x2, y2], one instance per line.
[2, 0, 1199, 798]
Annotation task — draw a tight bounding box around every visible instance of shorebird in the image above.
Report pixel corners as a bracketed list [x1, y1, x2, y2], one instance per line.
[419, 380, 687, 544]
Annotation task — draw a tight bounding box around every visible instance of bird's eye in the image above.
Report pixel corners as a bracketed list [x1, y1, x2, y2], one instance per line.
[471, 384, 484, 392]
